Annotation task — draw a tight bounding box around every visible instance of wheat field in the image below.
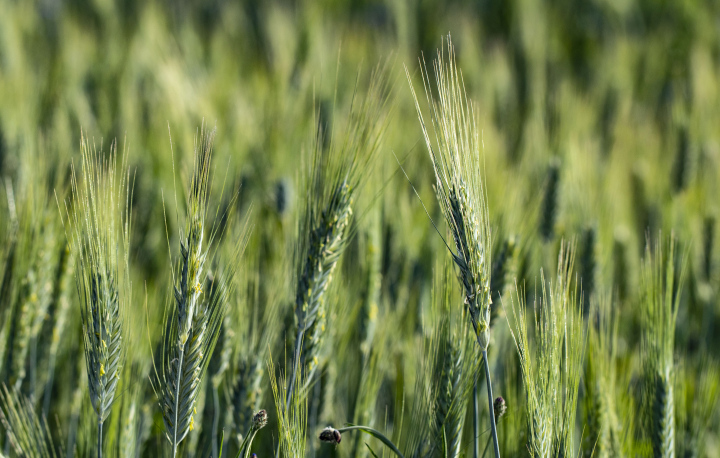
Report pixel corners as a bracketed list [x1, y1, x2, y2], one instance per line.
[0, 0, 719, 457]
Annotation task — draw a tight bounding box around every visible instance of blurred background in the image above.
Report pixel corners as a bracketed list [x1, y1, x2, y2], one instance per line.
[1, 0, 720, 456]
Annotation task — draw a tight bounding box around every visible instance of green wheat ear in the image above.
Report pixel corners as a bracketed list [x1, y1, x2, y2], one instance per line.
[641, 235, 685, 458]
[59, 134, 133, 458]
[153, 126, 248, 458]
[0, 385, 61, 458]
[287, 64, 389, 407]
[508, 242, 585, 457]
[582, 293, 622, 458]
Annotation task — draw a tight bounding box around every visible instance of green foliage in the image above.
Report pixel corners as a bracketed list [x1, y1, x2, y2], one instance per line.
[0, 1, 720, 457]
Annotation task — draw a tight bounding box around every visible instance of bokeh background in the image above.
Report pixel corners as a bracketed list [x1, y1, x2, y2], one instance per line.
[1, 0, 720, 456]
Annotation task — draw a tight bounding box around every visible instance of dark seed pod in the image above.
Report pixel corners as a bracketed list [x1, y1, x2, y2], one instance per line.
[252, 409, 268, 431]
[319, 427, 341, 444]
[493, 396, 507, 424]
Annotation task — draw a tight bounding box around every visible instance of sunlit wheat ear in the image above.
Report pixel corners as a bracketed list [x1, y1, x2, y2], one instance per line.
[58, 134, 132, 458]
[288, 65, 390, 402]
[405, 37, 491, 350]
[582, 293, 622, 458]
[406, 34, 499, 456]
[508, 242, 585, 457]
[0, 385, 61, 458]
[271, 361, 307, 458]
[431, 264, 475, 458]
[642, 235, 685, 458]
[153, 126, 248, 458]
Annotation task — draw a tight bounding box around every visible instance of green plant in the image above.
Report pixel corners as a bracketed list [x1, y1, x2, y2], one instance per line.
[406, 35, 499, 457]
[508, 243, 585, 457]
[60, 136, 132, 458]
[153, 127, 246, 457]
[642, 236, 684, 458]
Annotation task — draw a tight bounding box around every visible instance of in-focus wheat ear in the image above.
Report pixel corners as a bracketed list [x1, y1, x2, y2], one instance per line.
[59, 135, 132, 458]
[405, 35, 499, 456]
[286, 64, 389, 409]
[153, 126, 247, 458]
[642, 235, 684, 458]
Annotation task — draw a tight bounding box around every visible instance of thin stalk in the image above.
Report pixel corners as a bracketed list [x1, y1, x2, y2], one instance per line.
[97, 419, 103, 458]
[474, 381, 479, 458]
[482, 350, 500, 458]
[336, 426, 405, 458]
[212, 386, 220, 458]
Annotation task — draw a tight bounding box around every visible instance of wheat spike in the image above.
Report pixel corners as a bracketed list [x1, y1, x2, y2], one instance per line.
[509, 243, 585, 457]
[154, 127, 245, 457]
[59, 135, 132, 458]
[641, 235, 683, 458]
[0, 385, 60, 458]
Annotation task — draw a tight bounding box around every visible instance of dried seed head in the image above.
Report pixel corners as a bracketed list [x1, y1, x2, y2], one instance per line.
[252, 409, 268, 431]
[319, 427, 341, 444]
[494, 396, 507, 424]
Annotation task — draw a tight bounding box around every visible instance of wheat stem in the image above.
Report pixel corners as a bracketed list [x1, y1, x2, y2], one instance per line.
[97, 419, 103, 458]
[482, 350, 500, 458]
[334, 426, 405, 458]
[474, 381, 480, 458]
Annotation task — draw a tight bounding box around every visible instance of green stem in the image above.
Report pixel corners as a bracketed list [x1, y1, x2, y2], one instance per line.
[236, 430, 258, 458]
[336, 425, 405, 458]
[474, 381, 479, 458]
[481, 350, 500, 458]
[212, 385, 220, 458]
[97, 420, 103, 458]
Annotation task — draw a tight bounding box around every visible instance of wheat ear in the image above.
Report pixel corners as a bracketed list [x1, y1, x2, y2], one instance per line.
[642, 235, 683, 458]
[0, 385, 60, 458]
[59, 135, 132, 458]
[154, 127, 245, 457]
[406, 35, 498, 456]
[287, 66, 388, 408]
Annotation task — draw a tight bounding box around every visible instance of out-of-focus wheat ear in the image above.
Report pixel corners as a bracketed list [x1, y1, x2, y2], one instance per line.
[671, 125, 690, 193]
[435, 336, 465, 457]
[0, 385, 61, 458]
[490, 235, 518, 325]
[43, 244, 75, 417]
[579, 225, 597, 314]
[582, 294, 621, 458]
[612, 230, 630, 302]
[702, 215, 714, 282]
[652, 370, 674, 457]
[641, 234, 684, 458]
[289, 64, 389, 408]
[231, 358, 264, 446]
[271, 361, 307, 458]
[539, 158, 560, 242]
